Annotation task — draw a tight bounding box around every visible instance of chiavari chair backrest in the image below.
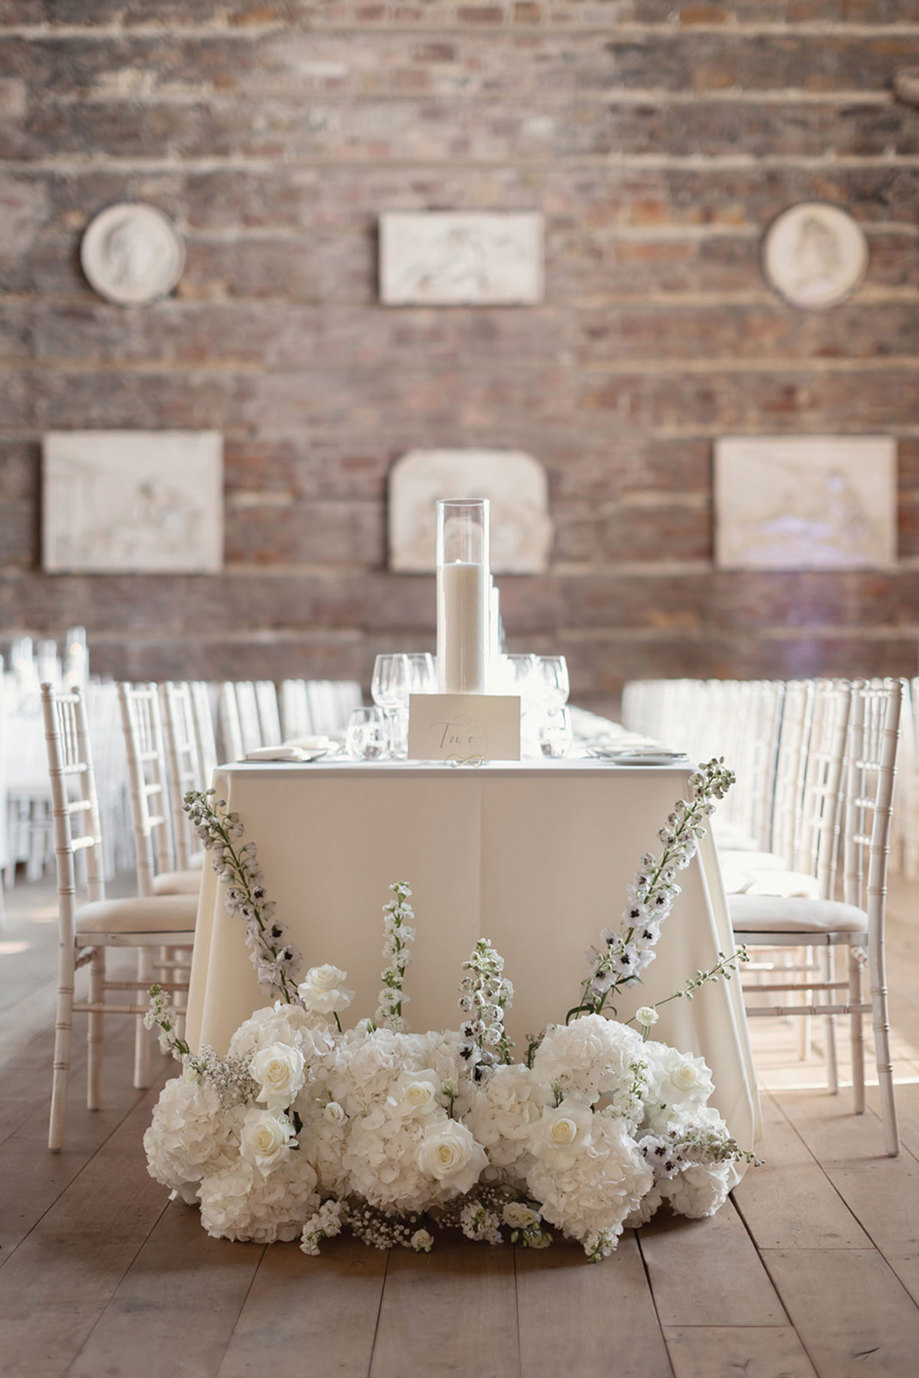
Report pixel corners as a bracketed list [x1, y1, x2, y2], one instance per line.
[190, 680, 218, 781]
[159, 681, 205, 871]
[842, 679, 902, 916]
[794, 679, 851, 898]
[280, 678, 313, 739]
[117, 681, 174, 896]
[234, 681, 264, 753]
[255, 680, 283, 746]
[40, 683, 105, 938]
[768, 679, 816, 865]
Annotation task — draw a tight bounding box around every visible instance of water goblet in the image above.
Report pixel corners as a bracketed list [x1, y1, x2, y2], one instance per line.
[346, 706, 390, 761]
[537, 706, 573, 759]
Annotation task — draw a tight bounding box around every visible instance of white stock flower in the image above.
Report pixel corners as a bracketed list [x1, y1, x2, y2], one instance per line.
[239, 1108, 297, 1171]
[529, 1100, 595, 1169]
[417, 1120, 487, 1194]
[503, 1201, 541, 1229]
[635, 1006, 659, 1028]
[249, 1042, 306, 1110]
[298, 964, 354, 1015]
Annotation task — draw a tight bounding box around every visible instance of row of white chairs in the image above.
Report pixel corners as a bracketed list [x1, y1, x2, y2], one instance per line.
[623, 676, 903, 1155]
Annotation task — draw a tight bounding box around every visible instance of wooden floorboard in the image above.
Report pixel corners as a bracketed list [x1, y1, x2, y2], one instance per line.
[1, 873, 918, 1378]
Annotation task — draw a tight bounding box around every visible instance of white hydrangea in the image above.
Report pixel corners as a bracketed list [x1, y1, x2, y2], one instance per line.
[532, 1015, 648, 1121]
[526, 1111, 654, 1256]
[227, 1002, 336, 1073]
[640, 1042, 715, 1132]
[294, 1092, 350, 1197]
[198, 1154, 319, 1243]
[144, 1073, 244, 1203]
[464, 1063, 542, 1179]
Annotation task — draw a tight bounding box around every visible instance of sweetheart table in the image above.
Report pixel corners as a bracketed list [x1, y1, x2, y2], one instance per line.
[184, 758, 761, 1147]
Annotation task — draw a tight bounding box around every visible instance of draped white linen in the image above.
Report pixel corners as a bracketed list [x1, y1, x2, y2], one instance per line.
[185, 759, 760, 1148]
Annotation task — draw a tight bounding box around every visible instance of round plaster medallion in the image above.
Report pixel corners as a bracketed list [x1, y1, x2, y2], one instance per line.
[762, 202, 868, 310]
[80, 202, 185, 305]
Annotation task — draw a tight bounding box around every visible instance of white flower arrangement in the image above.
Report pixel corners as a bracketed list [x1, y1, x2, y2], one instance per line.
[144, 763, 756, 1262]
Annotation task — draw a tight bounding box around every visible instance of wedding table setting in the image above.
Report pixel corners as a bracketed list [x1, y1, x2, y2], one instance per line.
[153, 499, 761, 1260]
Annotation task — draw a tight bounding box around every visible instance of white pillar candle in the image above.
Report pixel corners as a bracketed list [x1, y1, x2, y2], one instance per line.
[438, 560, 489, 693]
[489, 580, 501, 689]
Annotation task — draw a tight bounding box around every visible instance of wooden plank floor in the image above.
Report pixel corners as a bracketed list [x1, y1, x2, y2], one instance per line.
[2, 875, 918, 1378]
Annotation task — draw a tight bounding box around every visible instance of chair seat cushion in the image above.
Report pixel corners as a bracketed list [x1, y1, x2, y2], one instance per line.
[730, 893, 868, 935]
[76, 893, 198, 935]
[719, 848, 788, 872]
[152, 869, 201, 896]
[742, 869, 820, 900]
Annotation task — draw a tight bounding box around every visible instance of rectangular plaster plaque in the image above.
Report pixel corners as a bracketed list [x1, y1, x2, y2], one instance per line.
[714, 436, 896, 570]
[43, 431, 224, 573]
[379, 212, 544, 305]
[389, 449, 551, 573]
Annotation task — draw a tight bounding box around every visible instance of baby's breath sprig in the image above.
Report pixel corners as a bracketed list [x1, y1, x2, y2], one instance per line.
[184, 789, 301, 1004]
[374, 882, 416, 1032]
[458, 938, 515, 1072]
[568, 758, 735, 1023]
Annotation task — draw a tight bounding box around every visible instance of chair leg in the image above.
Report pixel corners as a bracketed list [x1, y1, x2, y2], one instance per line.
[87, 948, 105, 1111]
[823, 946, 839, 1095]
[870, 937, 899, 1157]
[133, 948, 153, 1089]
[848, 947, 865, 1115]
[49, 940, 76, 1152]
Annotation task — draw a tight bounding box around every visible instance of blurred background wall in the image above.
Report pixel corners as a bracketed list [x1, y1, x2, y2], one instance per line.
[1, 1, 918, 715]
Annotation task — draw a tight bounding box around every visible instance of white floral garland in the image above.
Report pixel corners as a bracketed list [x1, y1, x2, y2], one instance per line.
[144, 760, 755, 1262]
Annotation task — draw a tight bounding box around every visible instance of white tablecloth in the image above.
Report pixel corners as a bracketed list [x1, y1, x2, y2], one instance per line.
[185, 759, 761, 1146]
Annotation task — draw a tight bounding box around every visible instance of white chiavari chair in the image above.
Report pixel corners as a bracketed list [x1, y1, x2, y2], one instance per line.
[41, 684, 197, 1150]
[190, 680, 218, 781]
[255, 680, 283, 746]
[280, 678, 313, 739]
[731, 679, 903, 1155]
[159, 681, 208, 872]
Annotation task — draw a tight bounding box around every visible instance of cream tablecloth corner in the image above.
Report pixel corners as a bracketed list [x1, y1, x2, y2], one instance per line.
[185, 759, 761, 1149]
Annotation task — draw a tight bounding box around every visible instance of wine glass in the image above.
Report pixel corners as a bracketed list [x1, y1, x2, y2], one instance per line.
[534, 655, 570, 709]
[371, 654, 411, 712]
[346, 707, 390, 760]
[405, 652, 436, 694]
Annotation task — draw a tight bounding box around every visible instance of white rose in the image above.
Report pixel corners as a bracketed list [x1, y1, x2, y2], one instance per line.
[411, 1228, 434, 1253]
[670, 1058, 705, 1093]
[249, 1042, 305, 1110]
[239, 1108, 296, 1171]
[417, 1120, 487, 1194]
[389, 1071, 439, 1118]
[323, 1100, 346, 1123]
[298, 964, 354, 1015]
[635, 1006, 659, 1028]
[529, 1101, 594, 1168]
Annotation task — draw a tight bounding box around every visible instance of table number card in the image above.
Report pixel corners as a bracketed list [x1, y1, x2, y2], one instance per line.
[408, 694, 521, 762]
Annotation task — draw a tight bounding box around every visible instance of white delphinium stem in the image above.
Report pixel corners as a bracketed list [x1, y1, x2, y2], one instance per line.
[569, 758, 735, 1022]
[458, 939, 515, 1071]
[374, 882, 416, 1032]
[626, 948, 750, 1037]
[184, 789, 301, 1004]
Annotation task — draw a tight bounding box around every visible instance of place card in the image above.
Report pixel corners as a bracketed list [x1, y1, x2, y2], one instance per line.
[407, 693, 521, 763]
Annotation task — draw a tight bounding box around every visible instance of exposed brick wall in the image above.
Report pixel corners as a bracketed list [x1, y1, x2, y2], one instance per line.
[1, 1, 918, 713]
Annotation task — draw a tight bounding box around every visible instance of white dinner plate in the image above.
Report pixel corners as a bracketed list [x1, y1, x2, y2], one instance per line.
[243, 746, 329, 763]
[609, 750, 688, 766]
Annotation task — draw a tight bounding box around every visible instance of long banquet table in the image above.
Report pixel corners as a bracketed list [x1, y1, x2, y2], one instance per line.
[185, 758, 761, 1147]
